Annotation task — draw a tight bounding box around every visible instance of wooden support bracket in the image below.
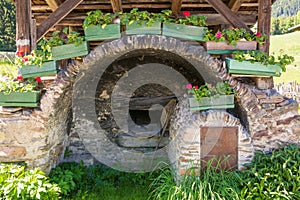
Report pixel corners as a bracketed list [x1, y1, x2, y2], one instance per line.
[36, 0, 83, 41]
[206, 0, 252, 33]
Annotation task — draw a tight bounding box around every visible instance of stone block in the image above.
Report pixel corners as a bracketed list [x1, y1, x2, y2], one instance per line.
[253, 77, 274, 90]
[0, 146, 26, 157]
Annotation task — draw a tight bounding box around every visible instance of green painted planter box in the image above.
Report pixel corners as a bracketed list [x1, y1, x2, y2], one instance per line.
[162, 23, 207, 41]
[84, 24, 121, 41]
[126, 21, 161, 35]
[204, 41, 257, 55]
[19, 60, 57, 78]
[52, 41, 89, 61]
[0, 91, 40, 107]
[188, 95, 234, 111]
[225, 58, 282, 77]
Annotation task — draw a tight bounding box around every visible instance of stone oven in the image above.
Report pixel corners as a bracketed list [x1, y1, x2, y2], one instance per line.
[0, 35, 299, 174]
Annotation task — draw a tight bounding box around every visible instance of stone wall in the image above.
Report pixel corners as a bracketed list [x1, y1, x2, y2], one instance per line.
[0, 62, 78, 174]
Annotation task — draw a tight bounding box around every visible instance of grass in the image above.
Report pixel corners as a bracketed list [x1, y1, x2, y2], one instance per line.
[0, 58, 17, 78]
[270, 31, 300, 84]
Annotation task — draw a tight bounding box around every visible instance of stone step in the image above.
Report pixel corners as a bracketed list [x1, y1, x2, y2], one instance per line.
[116, 134, 169, 148]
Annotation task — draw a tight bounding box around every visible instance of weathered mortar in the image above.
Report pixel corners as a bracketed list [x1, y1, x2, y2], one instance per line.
[0, 35, 299, 173]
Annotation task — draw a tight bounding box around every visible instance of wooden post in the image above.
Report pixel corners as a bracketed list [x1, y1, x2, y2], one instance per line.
[255, 0, 273, 90]
[258, 0, 271, 54]
[15, 0, 32, 55]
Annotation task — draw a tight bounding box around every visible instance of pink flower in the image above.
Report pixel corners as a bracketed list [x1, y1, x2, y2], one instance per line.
[35, 77, 41, 83]
[215, 31, 222, 39]
[186, 84, 193, 89]
[182, 11, 190, 17]
[17, 75, 23, 81]
[22, 57, 28, 62]
[256, 32, 261, 37]
[194, 86, 199, 89]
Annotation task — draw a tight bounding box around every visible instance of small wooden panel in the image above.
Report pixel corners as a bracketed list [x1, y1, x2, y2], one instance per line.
[19, 60, 57, 78]
[162, 23, 207, 41]
[84, 24, 121, 41]
[51, 41, 89, 61]
[126, 21, 162, 35]
[200, 126, 238, 170]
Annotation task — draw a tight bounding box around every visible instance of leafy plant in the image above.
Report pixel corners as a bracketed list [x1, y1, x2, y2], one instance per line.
[120, 8, 162, 26]
[186, 81, 235, 101]
[0, 163, 61, 200]
[233, 50, 295, 72]
[0, 78, 39, 94]
[175, 12, 207, 27]
[204, 28, 267, 46]
[83, 10, 121, 29]
[40, 27, 84, 48]
[14, 49, 51, 68]
[237, 144, 300, 199]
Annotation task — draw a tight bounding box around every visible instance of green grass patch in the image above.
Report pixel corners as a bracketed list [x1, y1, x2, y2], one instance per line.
[0, 58, 18, 78]
[270, 32, 300, 84]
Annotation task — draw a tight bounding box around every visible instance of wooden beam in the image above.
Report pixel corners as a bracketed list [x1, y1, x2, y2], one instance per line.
[206, 0, 252, 32]
[45, 0, 61, 11]
[228, 0, 243, 13]
[36, 0, 83, 41]
[258, 0, 271, 54]
[16, 0, 31, 53]
[110, 0, 122, 12]
[171, 0, 182, 14]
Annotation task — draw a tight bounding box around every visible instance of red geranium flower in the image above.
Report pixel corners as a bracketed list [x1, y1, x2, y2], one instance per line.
[17, 75, 23, 81]
[194, 85, 199, 89]
[31, 52, 35, 57]
[182, 11, 190, 17]
[35, 77, 42, 83]
[256, 32, 261, 37]
[22, 57, 29, 62]
[15, 51, 24, 57]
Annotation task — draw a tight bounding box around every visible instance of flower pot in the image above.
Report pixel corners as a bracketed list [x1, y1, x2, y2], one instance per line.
[225, 58, 282, 77]
[204, 41, 257, 54]
[52, 41, 89, 61]
[125, 21, 161, 35]
[0, 91, 40, 107]
[188, 95, 234, 111]
[84, 24, 121, 41]
[19, 60, 57, 78]
[162, 23, 207, 41]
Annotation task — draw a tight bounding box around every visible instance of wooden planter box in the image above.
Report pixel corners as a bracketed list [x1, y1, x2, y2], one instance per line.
[225, 58, 282, 77]
[0, 91, 40, 107]
[52, 41, 89, 61]
[125, 21, 161, 35]
[84, 24, 121, 41]
[188, 95, 234, 111]
[162, 23, 207, 41]
[19, 60, 57, 78]
[204, 41, 257, 54]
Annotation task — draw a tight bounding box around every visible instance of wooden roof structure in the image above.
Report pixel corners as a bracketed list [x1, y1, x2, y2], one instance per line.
[15, 0, 274, 53]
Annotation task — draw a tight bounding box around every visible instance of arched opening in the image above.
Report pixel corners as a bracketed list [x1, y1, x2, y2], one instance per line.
[95, 49, 205, 151]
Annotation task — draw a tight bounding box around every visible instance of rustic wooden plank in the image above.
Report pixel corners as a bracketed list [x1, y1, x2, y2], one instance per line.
[110, 0, 122, 12]
[206, 0, 252, 32]
[258, 0, 271, 54]
[16, 0, 31, 46]
[228, 0, 243, 13]
[30, 19, 37, 50]
[171, 0, 182, 14]
[36, 0, 83, 41]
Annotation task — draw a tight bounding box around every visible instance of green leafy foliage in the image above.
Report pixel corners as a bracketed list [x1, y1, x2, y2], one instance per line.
[0, 163, 61, 200]
[83, 10, 120, 29]
[237, 144, 300, 199]
[0, 78, 38, 94]
[233, 50, 295, 72]
[204, 28, 266, 46]
[40, 28, 84, 48]
[186, 81, 235, 101]
[14, 49, 52, 68]
[148, 144, 300, 200]
[120, 8, 162, 26]
[175, 15, 207, 27]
